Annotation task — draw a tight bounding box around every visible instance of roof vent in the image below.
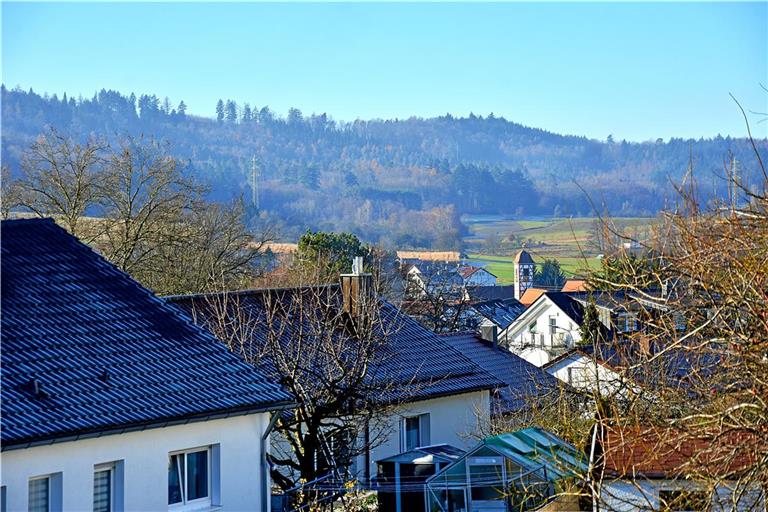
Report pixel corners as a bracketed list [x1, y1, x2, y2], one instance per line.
[24, 378, 49, 399]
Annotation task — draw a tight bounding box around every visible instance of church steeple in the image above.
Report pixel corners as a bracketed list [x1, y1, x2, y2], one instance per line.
[514, 250, 535, 300]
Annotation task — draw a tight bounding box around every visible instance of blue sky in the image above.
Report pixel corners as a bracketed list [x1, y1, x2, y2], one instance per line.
[2, 2, 766, 141]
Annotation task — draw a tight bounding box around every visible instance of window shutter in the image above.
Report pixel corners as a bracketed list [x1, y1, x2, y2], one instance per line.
[419, 413, 431, 446]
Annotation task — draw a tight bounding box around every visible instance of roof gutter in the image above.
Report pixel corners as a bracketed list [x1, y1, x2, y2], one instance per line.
[2, 400, 295, 452]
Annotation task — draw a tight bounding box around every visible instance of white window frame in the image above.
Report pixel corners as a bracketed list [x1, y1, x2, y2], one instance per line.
[168, 447, 212, 511]
[401, 413, 430, 451]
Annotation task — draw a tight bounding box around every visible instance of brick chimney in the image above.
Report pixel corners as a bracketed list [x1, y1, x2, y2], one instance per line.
[340, 256, 373, 323]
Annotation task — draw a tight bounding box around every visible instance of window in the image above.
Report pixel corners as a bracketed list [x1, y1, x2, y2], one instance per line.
[402, 413, 430, 451]
[549, 316, 557, 335]
[567, 367, 573, 385]
[169, 448, 211, 509]
[617, 313, 639, 333]
[93, 466, 112, 512]
[27, 474, 61, 512]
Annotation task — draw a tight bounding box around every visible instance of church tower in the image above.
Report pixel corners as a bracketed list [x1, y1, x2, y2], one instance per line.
[514, 250, 535, 300]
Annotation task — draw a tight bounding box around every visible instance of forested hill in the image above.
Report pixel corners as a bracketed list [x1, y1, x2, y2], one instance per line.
[2, 86, 764, 248]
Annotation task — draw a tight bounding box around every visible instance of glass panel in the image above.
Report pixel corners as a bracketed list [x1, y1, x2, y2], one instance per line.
[186, 450, 209, 501]
[28, 478, 49, 512]
[168, 454, 184, 505]
[93, 469, 112, 512]
[469, 464, 504, 501]
[405, 416, 420, 450]
[447, 489, 466, 512]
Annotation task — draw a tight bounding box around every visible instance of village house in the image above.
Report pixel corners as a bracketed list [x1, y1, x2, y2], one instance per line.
[458, 298, 527, 335]
[596, 426, 765, 511]
[457, 265, 497, 287]
[501, 292, 586, 366]
[0, 219, 293, 512]
[167, 266, 503, 490]
[544, 337, 721, 400]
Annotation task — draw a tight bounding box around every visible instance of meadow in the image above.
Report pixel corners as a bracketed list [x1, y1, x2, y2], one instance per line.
[462, 215, 656, 284]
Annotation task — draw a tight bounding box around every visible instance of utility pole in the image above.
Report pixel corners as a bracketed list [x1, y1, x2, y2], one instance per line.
[251, 155, 260, 210]
[731, 156, 738, 213]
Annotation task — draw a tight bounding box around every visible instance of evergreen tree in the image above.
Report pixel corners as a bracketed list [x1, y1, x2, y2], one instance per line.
[161, 97, 172, 115]
[225, 100, 238, 122]
[242, 103, 252, 123]
[215, 99, 224, 122]
[299, 164, 319, 190]
[177, 100, 187, 117]
[534, 259, 566, 289]
[578, 300, 608, 346]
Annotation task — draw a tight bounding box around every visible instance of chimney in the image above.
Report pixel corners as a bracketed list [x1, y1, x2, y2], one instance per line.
[340, 256, 373, 323]
[480, 324, 499, 349]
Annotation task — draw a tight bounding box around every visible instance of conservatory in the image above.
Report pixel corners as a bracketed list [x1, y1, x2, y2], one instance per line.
[425, 428, 587, 512]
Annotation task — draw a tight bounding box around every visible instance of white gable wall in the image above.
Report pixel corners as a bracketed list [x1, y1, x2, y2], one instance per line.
[360, 390, 490, 481]
[546, 353, 625, 397]
[1, 412, 271, 511]
[502, 298, 581, 365]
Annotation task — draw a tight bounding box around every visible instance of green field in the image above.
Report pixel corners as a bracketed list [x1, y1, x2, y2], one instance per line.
[462, 215, 655, 284]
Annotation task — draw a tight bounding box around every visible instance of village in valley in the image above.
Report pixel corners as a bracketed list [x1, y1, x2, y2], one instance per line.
[1, 2, 767, 512]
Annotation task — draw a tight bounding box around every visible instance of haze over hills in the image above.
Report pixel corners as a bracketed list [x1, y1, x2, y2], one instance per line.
[2, 86, 765, 248]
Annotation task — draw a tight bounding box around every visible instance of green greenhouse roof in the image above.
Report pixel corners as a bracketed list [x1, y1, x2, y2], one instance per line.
[484, 427, 588, 481]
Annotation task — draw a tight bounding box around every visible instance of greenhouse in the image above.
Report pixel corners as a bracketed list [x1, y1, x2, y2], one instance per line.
[425, 427, 588, 512]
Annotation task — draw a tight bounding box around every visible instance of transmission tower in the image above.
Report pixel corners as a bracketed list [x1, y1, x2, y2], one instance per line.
[250, 155, 260, 210]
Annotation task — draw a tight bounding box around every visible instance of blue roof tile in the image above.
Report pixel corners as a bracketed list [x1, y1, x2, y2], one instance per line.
[440, 332, 564, 414]
[168, 288, 503, 404]
[1, 218, 293, 449]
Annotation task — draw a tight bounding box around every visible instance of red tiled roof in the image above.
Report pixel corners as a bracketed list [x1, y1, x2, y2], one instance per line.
[520, 287, 546, 306]
[561, 279, 588, 292]
[601, 426, 760, 479]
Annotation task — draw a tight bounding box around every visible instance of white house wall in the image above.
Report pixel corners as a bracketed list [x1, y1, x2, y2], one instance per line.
[1, 413, 270, 512]
[599, 479, 765, 512]
[503, 299, 581, 365]
[361, 390, 490, 480]
[546, 353, 625, 397]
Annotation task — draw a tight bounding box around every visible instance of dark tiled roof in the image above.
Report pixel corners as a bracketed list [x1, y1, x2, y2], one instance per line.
[1, 218, 293, 449]
[546, 338, 722, 392]
[514, 250, 534, 264]
[458, 265, 496, 280]
[544, 292, 585, 324]
[408, 261, 463, 286]
[470, 299, 526, 330]
[168, 288, 502, 405]
[465, 285, 516, 302]
[441, 333, 563, 414]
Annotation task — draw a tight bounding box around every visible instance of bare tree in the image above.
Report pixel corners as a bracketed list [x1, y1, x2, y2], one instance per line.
[12, 130, 274, 295]
[181, 274, 418, 508]
[400, 263, 473, 333]
[580, 103, 768, 509]
[97, 136, 203, 273]
[17, 128, 107, 237]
